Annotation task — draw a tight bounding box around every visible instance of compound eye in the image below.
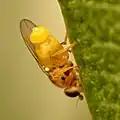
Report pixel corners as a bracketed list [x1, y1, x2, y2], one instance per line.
[65, 90, 80, 97]
[64, 87, 83, 100]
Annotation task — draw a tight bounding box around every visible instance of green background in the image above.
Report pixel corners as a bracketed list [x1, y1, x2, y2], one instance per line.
[58, 0, 120, 120]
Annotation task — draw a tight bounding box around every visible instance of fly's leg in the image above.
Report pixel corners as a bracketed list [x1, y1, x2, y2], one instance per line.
[72, 80, 84, 100]
[60, 34, 73, 53]
[71, 80, 83, 93]
[52, 65, 79, 78]
[64, 71, 75, 87]
[60, 33, 67, 45]
[51, 41, 77, 58]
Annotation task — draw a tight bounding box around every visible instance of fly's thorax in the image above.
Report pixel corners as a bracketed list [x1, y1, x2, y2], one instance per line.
[34, 35, 68, 68]
[35, 35, 62, 54]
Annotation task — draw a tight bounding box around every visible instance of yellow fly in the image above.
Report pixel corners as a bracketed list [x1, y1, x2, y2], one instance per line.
[20, 19, 84, 100]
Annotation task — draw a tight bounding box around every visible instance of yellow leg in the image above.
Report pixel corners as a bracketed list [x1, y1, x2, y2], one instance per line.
[60, 33, 67, 45]
[60, 34, 71, 53]
[51, 41, 77, 58]
[52, 65, 79, 78]
[64, 71, 75, 87]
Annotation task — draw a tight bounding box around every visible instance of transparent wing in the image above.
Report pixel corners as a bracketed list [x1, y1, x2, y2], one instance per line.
[20, 19, 49, 76]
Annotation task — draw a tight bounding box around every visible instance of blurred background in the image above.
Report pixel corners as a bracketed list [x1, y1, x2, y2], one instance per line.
[0, 0, 92, 120]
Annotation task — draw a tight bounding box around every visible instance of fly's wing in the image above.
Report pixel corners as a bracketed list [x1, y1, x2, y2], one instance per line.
[20, 19, 49, 76]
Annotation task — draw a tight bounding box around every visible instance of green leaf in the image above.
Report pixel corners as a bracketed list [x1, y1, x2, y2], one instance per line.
[57, 0, 120, 120]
